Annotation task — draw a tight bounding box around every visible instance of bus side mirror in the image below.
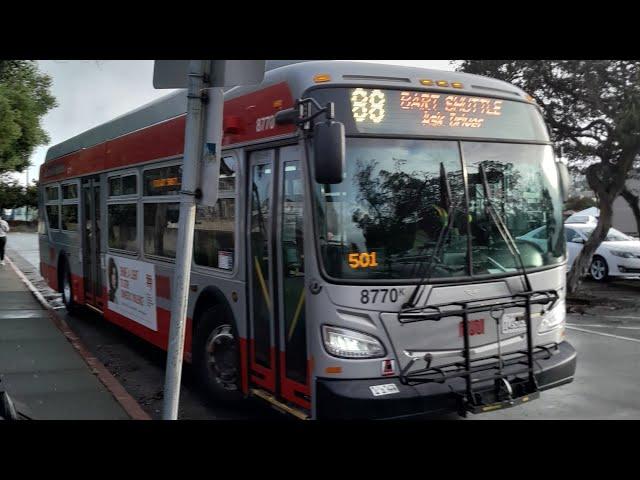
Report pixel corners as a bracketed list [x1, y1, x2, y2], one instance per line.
[557, 161, 570, 202]
[314, 120, 345, 185]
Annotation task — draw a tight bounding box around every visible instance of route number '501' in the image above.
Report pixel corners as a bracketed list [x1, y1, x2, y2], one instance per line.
[348, 252, 379, 269]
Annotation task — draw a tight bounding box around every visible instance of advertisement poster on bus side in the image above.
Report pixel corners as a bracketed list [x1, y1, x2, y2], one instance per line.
[106, 255, 157, 331]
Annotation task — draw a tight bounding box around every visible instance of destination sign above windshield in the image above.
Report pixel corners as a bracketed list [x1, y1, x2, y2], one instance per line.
[309, 87, 549, 141]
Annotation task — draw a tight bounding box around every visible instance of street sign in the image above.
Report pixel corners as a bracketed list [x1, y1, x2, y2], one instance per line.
[153, 60, 266, 89]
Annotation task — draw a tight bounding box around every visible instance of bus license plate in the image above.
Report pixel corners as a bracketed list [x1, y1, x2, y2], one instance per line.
[502, 313, 526, 334]
[369, 384, 400, 397]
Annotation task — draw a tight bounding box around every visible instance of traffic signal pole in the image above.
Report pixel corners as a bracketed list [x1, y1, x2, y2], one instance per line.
[162, 60, 208, 420]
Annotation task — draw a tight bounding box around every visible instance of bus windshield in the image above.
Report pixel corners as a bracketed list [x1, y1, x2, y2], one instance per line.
[314, 138, 565, 281]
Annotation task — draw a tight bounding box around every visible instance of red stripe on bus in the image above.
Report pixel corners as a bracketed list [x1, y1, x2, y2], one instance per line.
[43, 263, 58, 291]
[103, 305, 194, 360]
[239, 337, 249, 394]
[221, 82, 295, 146]
[71, 273, 84, 304]
[249, 339, 276, 391]
[40, 82, 295, 184]
[279, 351, 311, 410]
[155, 275, 171, 300]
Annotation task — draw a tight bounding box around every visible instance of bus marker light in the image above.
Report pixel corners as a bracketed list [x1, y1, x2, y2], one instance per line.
[314, 74, 331, 83]
[326, 366, 342, 374]
[223, 115, 242, 134]
[273, 99, 283, 109]
[420, 79, 434, 86]
[381, 359, 395, 376]
[436, 80, 449, 87]
[451, 81, 463, 89]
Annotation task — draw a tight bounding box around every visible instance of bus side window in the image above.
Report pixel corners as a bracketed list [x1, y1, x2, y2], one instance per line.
[194, 156, 237, 270]
[45, 185, 61, 231]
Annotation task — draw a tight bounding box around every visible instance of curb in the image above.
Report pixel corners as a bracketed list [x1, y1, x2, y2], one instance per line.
[6, 255, 152, 421]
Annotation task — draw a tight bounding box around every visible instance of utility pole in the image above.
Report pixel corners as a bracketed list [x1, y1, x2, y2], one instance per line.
[154, 60, 265, 420]
[162, 60, 209, 420]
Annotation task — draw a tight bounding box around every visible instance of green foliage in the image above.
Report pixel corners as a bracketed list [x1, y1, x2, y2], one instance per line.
[24, 181, 39, 208]
[564, 196, 597, 211]
[0, 61, 56, 174]
[0, 178, 26, 209]
[0, 177, 38, 210]
[456, 61, 640, 172]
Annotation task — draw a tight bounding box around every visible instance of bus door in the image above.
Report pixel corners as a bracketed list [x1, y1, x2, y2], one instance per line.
[82, 177, 103, 309]
[247, 146, 310, 410]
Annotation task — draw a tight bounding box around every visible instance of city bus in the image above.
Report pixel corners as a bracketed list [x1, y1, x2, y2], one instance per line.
[38, 60, 577, 419]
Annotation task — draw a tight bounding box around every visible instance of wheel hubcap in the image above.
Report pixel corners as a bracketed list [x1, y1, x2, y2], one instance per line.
[205, 325, 238, 391]
[591, 260, 605, 280]
[63, 276, 71, 304]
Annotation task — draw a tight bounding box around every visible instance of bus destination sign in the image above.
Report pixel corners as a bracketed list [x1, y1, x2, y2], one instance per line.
[350, 88, 504, 131]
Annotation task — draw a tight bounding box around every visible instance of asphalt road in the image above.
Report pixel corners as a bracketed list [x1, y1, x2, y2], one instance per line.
[8, 232, 640, 420]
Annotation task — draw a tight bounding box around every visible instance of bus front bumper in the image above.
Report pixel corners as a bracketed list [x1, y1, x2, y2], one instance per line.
[315, 340, 576, 420]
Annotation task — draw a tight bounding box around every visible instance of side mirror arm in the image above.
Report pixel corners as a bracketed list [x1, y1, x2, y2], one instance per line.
[275, 98, 335, 127]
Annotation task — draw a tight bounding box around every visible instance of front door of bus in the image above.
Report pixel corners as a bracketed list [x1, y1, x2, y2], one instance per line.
[82, 177, 102, 309]
[247, 146, 310, 410]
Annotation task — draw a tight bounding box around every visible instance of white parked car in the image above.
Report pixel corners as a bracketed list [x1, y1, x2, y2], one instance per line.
[518, 223, 640, 281]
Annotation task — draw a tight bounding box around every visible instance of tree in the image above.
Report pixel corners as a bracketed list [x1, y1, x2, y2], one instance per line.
[456, 61, 640, 293]
[564, 196, 597, 212]
[620, 161, 640, 236]
[0, 176, 27, 209]
[0, 60, 56, 174]
[24, 181, 39, 209]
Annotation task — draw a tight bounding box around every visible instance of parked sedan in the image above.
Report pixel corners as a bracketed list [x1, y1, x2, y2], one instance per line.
[518, 223, 640, 281]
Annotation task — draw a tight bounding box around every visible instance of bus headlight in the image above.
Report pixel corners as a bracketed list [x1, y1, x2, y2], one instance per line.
[322, 326, 386, 359]
[538, 300, 566, 334]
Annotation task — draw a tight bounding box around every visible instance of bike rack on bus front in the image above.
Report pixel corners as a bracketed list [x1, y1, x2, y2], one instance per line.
[397, 290, 560, 416]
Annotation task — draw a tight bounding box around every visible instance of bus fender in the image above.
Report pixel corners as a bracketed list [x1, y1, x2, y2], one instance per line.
[192, 286, 236, 333]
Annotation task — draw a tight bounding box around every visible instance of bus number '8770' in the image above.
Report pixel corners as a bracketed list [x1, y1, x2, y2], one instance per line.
[360, 288, 404, 304]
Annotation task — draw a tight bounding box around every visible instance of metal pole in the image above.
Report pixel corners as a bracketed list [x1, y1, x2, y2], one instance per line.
[162, 60, 208, 420]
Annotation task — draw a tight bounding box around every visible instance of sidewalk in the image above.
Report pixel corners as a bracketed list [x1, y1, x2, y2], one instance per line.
[0, 256, 134, 420]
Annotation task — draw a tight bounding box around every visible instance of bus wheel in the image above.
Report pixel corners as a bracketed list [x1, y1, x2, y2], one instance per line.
[193, 306, 243, 404]
[590, 255, 609, 282]
[61, 261, 80, 315]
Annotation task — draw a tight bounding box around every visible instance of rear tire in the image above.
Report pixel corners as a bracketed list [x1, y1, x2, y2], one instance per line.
[60, 260, 81, 315]
[192, 305, 243, 405]
[590, 255, 609, 282]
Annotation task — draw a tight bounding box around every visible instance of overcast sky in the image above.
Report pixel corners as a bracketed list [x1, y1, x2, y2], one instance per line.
[20, 59, 455, 185]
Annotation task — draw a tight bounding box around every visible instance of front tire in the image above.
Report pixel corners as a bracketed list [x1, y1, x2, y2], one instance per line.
[192, 305, 243, 404]
[590, 255, 609, 282]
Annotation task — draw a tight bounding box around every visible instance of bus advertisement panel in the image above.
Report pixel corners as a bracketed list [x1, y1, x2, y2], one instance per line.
[107, 255, 157, 331]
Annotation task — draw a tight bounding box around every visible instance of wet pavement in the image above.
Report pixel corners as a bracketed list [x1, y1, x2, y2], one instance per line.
[7, 232, 640, 419]
[0, 252, 131, 420]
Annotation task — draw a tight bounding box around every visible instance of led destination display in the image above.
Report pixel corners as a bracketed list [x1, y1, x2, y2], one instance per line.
[309, 87, 549, 141]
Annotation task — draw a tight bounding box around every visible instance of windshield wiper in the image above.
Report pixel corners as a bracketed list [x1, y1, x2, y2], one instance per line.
[403, 162, 457, 310]
[478, 163, 532, 293]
